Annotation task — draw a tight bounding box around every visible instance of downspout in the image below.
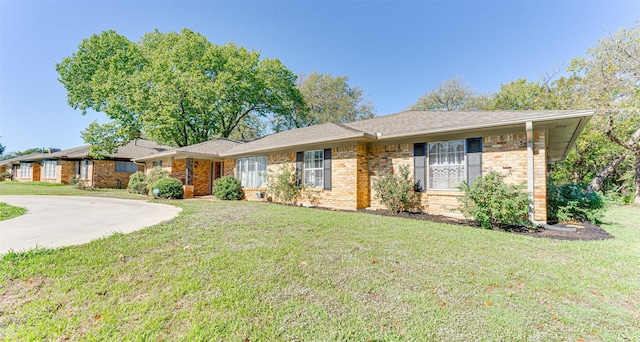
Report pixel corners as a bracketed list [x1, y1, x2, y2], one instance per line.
[526, 121, 535, 222]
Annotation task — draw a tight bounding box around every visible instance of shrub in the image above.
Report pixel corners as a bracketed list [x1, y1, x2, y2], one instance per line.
[458, 171, 531, 229]
[0, 171, 11, 181]
[69, 176, 92, 190]
[372, 165, 419, 214]
[267, 163, 303, 205]
[213, 175, 244, 200]
[127, 171, 147, 194]
[145, 166, 168, 190]
[548, 183, 606, 223]
[149, 177, 184, 199]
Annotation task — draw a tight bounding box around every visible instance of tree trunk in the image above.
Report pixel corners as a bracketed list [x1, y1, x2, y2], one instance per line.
[587, 151, 628, 193]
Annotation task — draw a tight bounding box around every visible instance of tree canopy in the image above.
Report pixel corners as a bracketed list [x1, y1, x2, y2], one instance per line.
[411, 76, 483, 111]
[57, 29, 305, 156]
[271, 72, 376, 132]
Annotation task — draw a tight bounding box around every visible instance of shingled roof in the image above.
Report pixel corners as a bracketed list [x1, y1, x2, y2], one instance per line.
[219, 110, 592, 161]
[344, 110, 594, 139]
[0, 153, 49, 166]
[221, 122, 376, 156]
[134, 138, 243, 161]
[42, 139, 173, 160]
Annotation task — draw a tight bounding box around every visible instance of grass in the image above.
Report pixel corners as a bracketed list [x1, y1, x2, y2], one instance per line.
[0, 185, 639, 340]
[0, 202, 27, 221]
[0, 181, 146, 200]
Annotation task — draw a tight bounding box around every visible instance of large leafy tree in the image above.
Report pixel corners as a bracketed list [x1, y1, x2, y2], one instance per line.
[411, 76, 485, 111]
[569, 25, 640, 202]
[57, 29, 305, 156]
[271, 72, 376, 132]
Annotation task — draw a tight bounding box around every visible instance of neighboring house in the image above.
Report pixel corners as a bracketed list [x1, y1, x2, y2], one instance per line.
[0, 153, 47, 181]
[0, 140, 172, 188]
[135, 110, 593, 223]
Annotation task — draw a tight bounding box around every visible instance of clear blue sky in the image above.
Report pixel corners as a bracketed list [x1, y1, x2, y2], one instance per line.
[1, 1, 638, 153]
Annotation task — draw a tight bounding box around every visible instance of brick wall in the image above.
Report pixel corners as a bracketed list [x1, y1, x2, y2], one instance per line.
[367, 143, 414, 209]
[193, 159, 212, 196]
[92, 160, 143, 188]
[365, 131, 548, 220]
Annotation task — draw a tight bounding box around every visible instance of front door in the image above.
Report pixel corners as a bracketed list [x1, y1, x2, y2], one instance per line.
[211, 162, 223, 193]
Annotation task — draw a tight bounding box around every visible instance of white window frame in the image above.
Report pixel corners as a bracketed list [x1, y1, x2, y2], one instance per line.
[152, 160, 163, 168]
[427, 140, 466, 190]
[235, 156, 267, 188]
[115, 161, 138, 173]
[79, 160, 89, 179]
[304, 150, 324, 188]
[43, 160, 57, 179]
[19, 162, 32, 178]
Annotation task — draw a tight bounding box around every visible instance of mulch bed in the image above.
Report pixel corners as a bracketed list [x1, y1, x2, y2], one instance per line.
[355, 209, 614, 241]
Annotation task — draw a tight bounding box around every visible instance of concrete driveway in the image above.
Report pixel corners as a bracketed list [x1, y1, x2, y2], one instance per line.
[0, 196, 182, 254]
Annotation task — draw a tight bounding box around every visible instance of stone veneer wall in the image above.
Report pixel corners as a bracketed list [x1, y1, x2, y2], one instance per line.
[92, 160, 143, 188]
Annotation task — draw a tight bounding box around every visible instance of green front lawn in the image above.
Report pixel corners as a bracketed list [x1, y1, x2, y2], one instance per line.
[0, 186, 638, 341]
[0, 202, 26, 221]
[0, 181, 145, 200]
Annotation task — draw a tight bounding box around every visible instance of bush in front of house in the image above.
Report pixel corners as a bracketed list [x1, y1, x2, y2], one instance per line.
[372, 165, 419, 214]
[127, 171, 147, 194]
[127, 167, 169, 195]
[0, 171, 12, 181]
[458, 171, 531, 229]
[548, 183, 605, 223]
[213, 175, 244, 200]
[267, 163, 302, 205]
[150, 177, 184, 199]
[69, 176, 92, 190]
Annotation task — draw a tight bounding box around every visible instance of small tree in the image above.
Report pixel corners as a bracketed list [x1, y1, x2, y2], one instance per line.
[458, 171, 531, 229]
[267, 163, 303, 205]
[372, 165, 419, 214]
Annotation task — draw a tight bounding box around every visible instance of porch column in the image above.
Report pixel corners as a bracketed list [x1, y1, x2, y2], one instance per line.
[526, 121, 535, 222]
[184, 158, 195, 198]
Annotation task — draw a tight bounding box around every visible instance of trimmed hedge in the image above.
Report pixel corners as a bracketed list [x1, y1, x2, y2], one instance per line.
[150, 177, 184, 199]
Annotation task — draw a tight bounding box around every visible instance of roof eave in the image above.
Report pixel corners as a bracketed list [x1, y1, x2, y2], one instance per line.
[376, 110, 595, 141]
[222, 133, 376, 157]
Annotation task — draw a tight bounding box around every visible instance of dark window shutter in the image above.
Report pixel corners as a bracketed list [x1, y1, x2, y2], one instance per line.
[466, 138, 482, 186]
[296, 151, 303, 186]
[323, 148, 332, 190]
[414, 143, 426, 192]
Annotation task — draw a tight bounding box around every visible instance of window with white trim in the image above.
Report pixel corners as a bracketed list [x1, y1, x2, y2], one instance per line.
[428, 140, 465, 190]
[152, 160, 162, 168]
[304, 150, 324, 188]
[115, 161, 138, 173]
[79, 160, 89, 179]
[43, 160, 57, 179]
[235, 156, 266, 187]
[19, 162, 32, 178]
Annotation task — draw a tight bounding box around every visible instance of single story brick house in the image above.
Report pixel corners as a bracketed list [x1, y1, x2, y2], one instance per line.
[0, 139, 171, 188]
[135, 110, 593, 223]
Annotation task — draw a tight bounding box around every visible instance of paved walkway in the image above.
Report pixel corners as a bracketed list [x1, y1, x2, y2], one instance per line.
[0, 196, 182, 254]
